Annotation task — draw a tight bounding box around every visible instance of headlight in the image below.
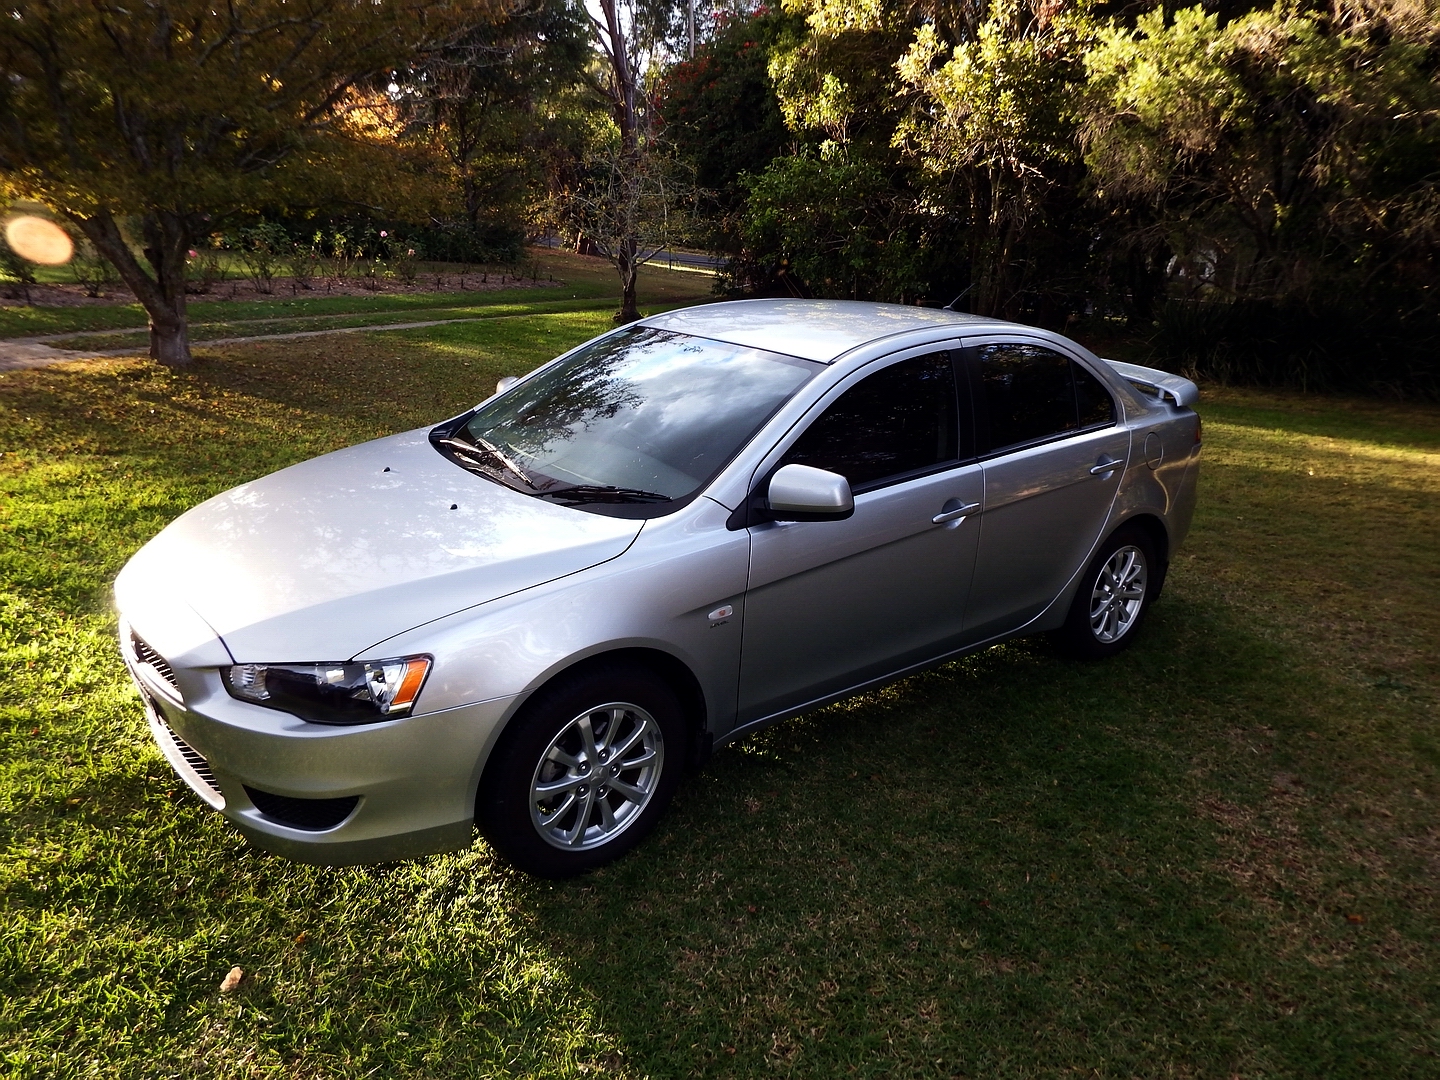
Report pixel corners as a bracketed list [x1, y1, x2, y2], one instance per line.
[221, 656, 431, 725]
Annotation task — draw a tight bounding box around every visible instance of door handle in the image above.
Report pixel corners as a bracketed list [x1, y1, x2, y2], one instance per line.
[932, 501, 980, 525]
[1090, 457, 1122, 476]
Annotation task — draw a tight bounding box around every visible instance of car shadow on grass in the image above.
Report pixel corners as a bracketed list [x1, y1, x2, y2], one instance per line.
[497, 593, 1437, 1079]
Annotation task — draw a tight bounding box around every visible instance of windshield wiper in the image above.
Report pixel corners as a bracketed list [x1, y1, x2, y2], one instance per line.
[538, 485, 673, 505]
[437, 435, 537, 491]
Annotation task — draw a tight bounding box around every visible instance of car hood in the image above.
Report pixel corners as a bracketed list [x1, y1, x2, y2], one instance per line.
[115, 429, 643, 662]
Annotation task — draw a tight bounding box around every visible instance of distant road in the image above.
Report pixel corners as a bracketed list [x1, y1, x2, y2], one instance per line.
[532, 235, 722, 272]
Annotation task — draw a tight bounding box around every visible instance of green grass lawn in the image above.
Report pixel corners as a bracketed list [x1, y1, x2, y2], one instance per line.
[38, 296, 649, 353]
[0, 247, 712, 341]
[0, 307, 1437, 1077]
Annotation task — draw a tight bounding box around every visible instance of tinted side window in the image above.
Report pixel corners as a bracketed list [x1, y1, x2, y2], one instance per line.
[977, 344, 1076, 452]
[782, 352, 958, 489]
[1073, 360, 1117, 427]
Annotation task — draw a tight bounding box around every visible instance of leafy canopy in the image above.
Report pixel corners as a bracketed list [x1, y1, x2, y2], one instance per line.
[0, 0, 478, 219]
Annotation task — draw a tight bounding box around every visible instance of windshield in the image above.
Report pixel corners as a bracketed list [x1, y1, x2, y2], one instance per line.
[439, 326, 819, 515]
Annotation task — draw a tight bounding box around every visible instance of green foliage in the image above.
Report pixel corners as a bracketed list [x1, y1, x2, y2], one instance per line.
[714, 0, 950, 300]
[68, 235, 120, 299]
[0, 0, 475, 363]
[409, 220, 527, 265]
[895, 2, 1090, 177]
[283, 240, 322, 294]
[1080, 2, 1440, 300]
[1148, 297, 1440, 395]
[0, 240, 37, 301]
[0, 1, 467, 217]
[738, 153, 925, 300]
[704, 0, 1439, 388]
[659, 11, 800, 217]
[396, 0, 594, 235]
[767, 0, 912, 155]
[893, 0, 1097, 314]
[235, 224, 289, 295]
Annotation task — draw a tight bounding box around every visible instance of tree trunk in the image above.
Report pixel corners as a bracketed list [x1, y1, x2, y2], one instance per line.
[598, 0, 643, 325]
[615, 233, 640, 323]
[71, 208, 193, 368]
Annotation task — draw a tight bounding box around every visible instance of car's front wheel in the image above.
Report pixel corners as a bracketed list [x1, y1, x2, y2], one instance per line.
[1052, 526, 1158, 660]
[476, 662, 685, 878]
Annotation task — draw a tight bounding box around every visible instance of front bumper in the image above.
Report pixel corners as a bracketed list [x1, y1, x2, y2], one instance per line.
[121, 618, 519, 866]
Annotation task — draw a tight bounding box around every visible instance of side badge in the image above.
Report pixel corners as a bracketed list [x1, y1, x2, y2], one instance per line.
[707, 604, 734, 627]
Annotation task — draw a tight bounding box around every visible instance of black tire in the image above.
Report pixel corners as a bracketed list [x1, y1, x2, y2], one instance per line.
[476, 662, 685, 878]
[1052, 526, 1159, 660]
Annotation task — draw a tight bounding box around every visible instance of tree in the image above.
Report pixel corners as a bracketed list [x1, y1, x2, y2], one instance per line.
[658, 8, 800, 248]
[1080, 1, 1440, 302]
[579, 0, 716, 321]
[0, 0, 477, 367]
[568, 135, 702, 288]
[397, 0, 592, 236]
[582, 0, 654, 322]
[894, 0, 1097, 316]
[739, 152, 925, 300]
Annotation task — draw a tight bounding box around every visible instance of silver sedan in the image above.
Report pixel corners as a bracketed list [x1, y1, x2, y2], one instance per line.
[115, 300, 1201, 877]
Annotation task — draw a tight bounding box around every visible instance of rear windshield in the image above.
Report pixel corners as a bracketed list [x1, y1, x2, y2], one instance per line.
[437, 326, 819, 516]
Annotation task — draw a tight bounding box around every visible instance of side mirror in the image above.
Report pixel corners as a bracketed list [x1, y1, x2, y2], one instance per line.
[767, 463, 854, 522]
[495, 375, 520, 394]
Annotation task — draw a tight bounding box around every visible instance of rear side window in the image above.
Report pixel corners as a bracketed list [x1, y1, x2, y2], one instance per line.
[1073, 360, 1118, 428]
[975, 343, 1115, 453]
[782, 352, 959, 490]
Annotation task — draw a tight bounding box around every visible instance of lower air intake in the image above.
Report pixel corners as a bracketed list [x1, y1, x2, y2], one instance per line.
[157, 719, 224, 805]
[243, 786, 359, 831]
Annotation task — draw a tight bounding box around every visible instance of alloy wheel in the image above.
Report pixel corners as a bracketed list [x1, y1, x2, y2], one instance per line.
[1089, 544, 1147, 644]
[529, 702, 665, 851]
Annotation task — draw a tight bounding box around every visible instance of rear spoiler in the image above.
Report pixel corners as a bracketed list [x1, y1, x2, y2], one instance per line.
[1103, 359, 1200, 409]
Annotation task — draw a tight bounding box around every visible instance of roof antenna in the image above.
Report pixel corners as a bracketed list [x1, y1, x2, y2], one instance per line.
[942, 284, 974, 312]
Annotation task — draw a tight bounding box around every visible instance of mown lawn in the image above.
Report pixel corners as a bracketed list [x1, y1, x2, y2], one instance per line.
[0, 247, 711, 340]
[0, 306, 1436, 1077]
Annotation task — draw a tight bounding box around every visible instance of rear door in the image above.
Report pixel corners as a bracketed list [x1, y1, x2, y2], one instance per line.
[963, 339, 1129, 639]
[737, 346, 983, 725]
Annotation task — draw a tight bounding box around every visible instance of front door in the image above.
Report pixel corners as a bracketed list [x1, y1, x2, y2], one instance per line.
[963, 339, 1130, 639]
[738, 348, 983, 725]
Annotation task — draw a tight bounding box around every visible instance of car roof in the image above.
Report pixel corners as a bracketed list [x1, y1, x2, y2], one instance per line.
[641, 299, 1009, 363]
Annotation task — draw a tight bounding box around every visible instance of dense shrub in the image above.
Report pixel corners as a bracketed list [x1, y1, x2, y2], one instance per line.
[1150, 299, 1440, 398]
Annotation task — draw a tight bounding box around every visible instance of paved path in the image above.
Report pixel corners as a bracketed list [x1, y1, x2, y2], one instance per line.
[0, 340, 100, 372]
[533, 235, 723, 271]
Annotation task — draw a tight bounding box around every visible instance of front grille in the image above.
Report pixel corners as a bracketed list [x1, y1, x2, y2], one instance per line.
[244, 786, 360, 831]
[156, 717, 224, 804]
[131, 633, 180, 695]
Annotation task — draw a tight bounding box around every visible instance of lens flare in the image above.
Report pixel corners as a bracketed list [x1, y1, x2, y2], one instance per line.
[4, 216, 74, 265]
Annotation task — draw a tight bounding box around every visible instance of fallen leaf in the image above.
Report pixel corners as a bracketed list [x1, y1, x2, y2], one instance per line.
[1346, 914, 1365, 924]
[219, 966, 243, 993]
[293, 932, 308, 945]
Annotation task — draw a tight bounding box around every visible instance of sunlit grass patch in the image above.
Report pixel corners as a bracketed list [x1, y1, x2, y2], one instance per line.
[0, 247, 712, 341]
[0, 349, 1436, 1077]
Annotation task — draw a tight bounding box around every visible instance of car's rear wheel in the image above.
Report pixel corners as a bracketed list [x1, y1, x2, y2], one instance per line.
[1053, 526, 1157, 660]
[476, 663, 684, 878]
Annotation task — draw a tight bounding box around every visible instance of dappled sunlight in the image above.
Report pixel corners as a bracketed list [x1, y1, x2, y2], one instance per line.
[1207, 420, 1440, 488]
[4, 337, 1439, 1076]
